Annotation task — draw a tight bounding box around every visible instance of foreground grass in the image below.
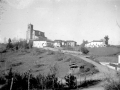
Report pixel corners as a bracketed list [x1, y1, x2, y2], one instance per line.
[105, 80, 120, 90]
[104, 72, 120, 90]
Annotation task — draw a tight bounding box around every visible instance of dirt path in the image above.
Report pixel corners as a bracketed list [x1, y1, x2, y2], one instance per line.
[45, 47, 118, 80]
[65, 53, 118, 90]
[69, 53, 117, 79]
[44, 48, 119, 90]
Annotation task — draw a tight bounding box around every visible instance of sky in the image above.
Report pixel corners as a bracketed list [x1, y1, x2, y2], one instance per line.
[0, 0, 120, 45]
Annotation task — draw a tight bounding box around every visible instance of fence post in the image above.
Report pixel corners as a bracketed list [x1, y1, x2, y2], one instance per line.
[28, 69, 31, 90]
[10, 78, 14, 90]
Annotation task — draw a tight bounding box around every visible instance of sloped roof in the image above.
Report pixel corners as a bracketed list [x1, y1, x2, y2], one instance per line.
[54, 40, 65, 42]
[33, 36, 53, 42]
[33, 36, 47, 41]
[66, 40, 77, 43]
[33, 30, 44, 33]
[92, 40, 104, 42]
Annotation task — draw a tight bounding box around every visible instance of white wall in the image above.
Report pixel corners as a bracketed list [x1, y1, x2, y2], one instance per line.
[33, 41, 47, 48]
[85, 42, 106, 48]
[54, 42, 61, 47]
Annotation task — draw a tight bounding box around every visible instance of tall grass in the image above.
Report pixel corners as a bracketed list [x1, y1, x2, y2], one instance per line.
[104, 72, 120, 90]
[104, 79, 120, 90]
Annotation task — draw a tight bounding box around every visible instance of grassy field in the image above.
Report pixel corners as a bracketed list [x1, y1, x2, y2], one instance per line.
[87, 46, 120, 56]
[0, 48, 98, 78]
[85, 46, 120, 63]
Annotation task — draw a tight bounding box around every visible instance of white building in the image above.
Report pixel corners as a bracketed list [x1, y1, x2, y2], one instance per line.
[54, 42, 61, 47]
[85, 40, 106, 48]
[33, 41, 47, 48]
[33, 40, 53, 48]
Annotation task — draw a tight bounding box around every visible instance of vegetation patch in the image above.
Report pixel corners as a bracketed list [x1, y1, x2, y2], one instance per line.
[78, 79, 101, 89]
[87, 46, 120, 56]
[34, 64, 45, 68]
[11, 62, 23, 67]
[105, 80, 120, 90]
[47, 50, 55, 55]
[79, 64, 99, 76]
[0, 76, 6, 85]
[0, 68, 102, 90]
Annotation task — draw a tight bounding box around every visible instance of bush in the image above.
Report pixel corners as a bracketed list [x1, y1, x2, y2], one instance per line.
[81, 47, 89, 54]
[78, 79, 101, 89]
[64, 74, 77, 89]
[0, 68, 101, 90]
[6, 43, 13, 50]
[0, 76, 6, 85]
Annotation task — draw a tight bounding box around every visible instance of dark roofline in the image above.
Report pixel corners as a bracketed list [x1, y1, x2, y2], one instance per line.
[92, 40, 104, 42]
[33, 39, 53, 42]
[33, 30, 44, 33]
[54, 40, 65, 42]
[66, 40, 77, 42]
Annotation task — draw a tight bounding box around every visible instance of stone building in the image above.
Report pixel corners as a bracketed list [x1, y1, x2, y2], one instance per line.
[26, 24, 47, 41]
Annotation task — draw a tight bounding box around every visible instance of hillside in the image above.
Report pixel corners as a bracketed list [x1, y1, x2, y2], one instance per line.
[0, 48, 98, 78]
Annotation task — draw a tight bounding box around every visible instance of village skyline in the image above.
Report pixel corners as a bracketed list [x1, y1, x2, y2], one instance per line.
[0, 0, 120, 45]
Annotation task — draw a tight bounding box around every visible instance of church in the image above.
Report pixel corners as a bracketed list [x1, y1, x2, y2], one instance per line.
[26, 24, 47, 41]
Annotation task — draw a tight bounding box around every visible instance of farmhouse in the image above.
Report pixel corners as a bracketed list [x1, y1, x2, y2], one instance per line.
[66, 40, 77, 47]
[53, 40, 67, 47]
[53, 40, 77, 47]
[85, 36, 109, 48]
[85, 39, 106, 48]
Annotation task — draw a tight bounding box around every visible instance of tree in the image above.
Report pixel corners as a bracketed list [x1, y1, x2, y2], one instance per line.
[81, 47, 89, 54]
[64, 74, 77, 89]
[81, 40, 88, 47]
[8, 38, 11, 44]
[7, 38, 13, 49]
[79, 40, 89, 54]
[104, 35, 109, 45]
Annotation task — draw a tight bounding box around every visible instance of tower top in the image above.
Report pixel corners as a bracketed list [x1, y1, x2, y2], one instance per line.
[28, 23, 33, 30]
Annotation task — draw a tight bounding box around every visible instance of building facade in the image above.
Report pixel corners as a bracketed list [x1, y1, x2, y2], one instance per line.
[53, 40, 77, 47]
[33, 40, 53, 48]
[66, 40, 77, 47]
[85, 40, 106, 48]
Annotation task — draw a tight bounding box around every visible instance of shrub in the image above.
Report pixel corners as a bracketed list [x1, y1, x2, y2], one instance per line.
[81, 47, 89, 54]
[105, 81, 120, 90]
[105, 79, 120, 90]
[6, 43, 13, 50]
[78, 79, 101, 89]
[1, 68, 28, 90]
[0, 68, 101, 90]
[64, 74, 77, 89]
[0, 76, 6, 85]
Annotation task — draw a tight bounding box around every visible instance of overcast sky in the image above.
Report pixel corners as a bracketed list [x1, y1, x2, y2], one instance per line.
[0, 0, 120, 45]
